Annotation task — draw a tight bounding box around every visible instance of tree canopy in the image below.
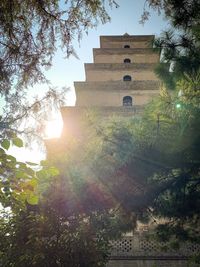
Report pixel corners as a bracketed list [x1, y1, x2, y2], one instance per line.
[142, 0, 200, 30]
[93, 81, 200, 243]
[0, 0, 118, 94]
[141, 0, 200, 90]
[0, 0, 118, 139]
[0, 3, 121, 265]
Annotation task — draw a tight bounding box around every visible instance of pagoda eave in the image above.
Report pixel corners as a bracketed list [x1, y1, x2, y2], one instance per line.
[74, 80, 160, 91]
[84, 63, 157, 71]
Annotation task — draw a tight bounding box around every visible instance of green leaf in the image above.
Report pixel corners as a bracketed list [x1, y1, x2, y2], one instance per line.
[36, 167, 59, 179]
[13, 137, 23, 147]
[26, 194, 39, 205]
[0, 148, 5, 154]
[37, 169, 49, 179]
[48, 167, 60, 177]
[16, 171, 29, 179]
[17, 162, 27, 169]
[26, 167, 35, 176]
[6, 155, 17, 162]
[25, 161, 38, 166]
[40, 160, 48, 166]
[1, 139, 10, 150]
[29, 178, 38, 187]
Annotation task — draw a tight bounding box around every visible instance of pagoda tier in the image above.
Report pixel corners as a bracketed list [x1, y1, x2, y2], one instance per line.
[99, 35, 155, 49]
[84, 63, 158, 82]
[93, 48, 159, 64]
[74, 80, 159, 107]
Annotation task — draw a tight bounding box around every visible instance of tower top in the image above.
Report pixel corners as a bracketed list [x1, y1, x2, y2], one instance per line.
[99, 34, 155, 49]
[100, 35, 155, 41]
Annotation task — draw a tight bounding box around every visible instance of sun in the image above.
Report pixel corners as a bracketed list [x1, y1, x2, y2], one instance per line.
[45, 118, 63, 139]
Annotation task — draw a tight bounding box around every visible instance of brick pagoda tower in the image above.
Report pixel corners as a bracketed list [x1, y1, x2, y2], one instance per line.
[59, 34, 160, 140]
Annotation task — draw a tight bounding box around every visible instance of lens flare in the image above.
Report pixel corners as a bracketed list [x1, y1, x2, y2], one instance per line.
[45, 118, 63, 139]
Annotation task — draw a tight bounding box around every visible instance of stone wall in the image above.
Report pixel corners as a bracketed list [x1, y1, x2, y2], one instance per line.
[74, 81, 159, 107]
[85, 62, 158, 82]
[93, 48, 159, 64]
[85, 69, 158, 81]
[100, 35, 154, 49]
[75, 89, 158, 106]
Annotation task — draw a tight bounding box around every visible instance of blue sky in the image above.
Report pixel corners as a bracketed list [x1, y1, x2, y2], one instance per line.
[41, 0, 170, 105]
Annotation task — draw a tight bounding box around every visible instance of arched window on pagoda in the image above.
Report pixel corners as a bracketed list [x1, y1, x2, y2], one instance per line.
[124, 45, 130, 48]
[123, 96, 132, 106]
[123, 75, 132, 81]
[124, 58, 131, 63]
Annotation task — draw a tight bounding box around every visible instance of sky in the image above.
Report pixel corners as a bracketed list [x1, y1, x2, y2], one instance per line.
[8, 0, 171, 162]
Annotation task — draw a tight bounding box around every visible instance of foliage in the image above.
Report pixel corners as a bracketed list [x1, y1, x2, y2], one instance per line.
[0, 0, 118, 94]
[0, 2, 122, 265]
[141, 0, 200, 90]
[141, 0, 200, 30]
[144, 85, 200, 243]
[153, 29, 200, 90]
[0, 200, 119, 267]
[0, 136, 39, 211]
[137, 4, 200, 244]
[0, 0, 119, 141]
[0, 139, 126, 267]
[0, 87, 67, 143]
[1, 77, 200, 265]
[90, 72, 200, 244]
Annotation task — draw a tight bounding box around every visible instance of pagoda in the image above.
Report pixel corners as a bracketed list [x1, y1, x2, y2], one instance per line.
[58, 34, 160, 141]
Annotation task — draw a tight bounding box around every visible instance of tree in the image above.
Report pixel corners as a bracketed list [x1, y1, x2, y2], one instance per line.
[0, 0, 118, 94]
[0, 136, 40, 210]
[154, 29, 200, 90]
[0, 3, 123, 265]
[0, 0, 119, 139]
[140, 0, 200, 90]
[0, 148, 128, 267]
[89, 76, 200, 247]
[141, 0, 200, 30]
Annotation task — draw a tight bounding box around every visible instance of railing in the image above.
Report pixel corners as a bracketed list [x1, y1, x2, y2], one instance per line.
[109, 234, 200, 259]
